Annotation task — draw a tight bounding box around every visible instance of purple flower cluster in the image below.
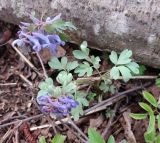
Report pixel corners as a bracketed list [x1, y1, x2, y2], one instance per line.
[37, 94, 79, 116]
[13, 13, 65, 54]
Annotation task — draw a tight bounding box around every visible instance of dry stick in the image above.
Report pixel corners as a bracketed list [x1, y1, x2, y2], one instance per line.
[0, 83, 17, 86]
[0, 115, 27, 124]
[36, 52, 48, 78]
[77, 75, 157, 82]
[0, 128, 13, 143]
[45, 115, 57, 134]
[12, 44, 42, 77]
[0, 114, 43, 129]
[67, 118, 89, 141]
[84, 83, 150, 115]
[101, 102, 120, 139]
[19, 73, 33, 87]
[63, 124, 87, 143]
[60, 118, 88, 143]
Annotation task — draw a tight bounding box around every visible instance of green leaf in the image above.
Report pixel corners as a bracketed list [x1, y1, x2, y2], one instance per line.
[62, 82, 76, 94]
[45, 19, 76, 33]
[156, 78, 160, 88]
[119, 139, 128, 143]
[143, 91, 158, 107]
[90, 56, 101, 69]
[53, 86, 62, 97]
[110, 67, 120, 80]
[109, 51, 118, 65]
[38, 90, 48, 96]
[51, 134, 66, 143]
[88, 128, 105, 143]
[155, 134, 160, 143]
[66, 61, 78, 72]
[136, 65, 146, 75]
[99, 81, 110, 93]
[38, 136, 47, 143]
[157, 114, 160, 131]
[74, 62, 93, 77]
[38, 78, 55, 95]
[64, 22, 77, 30]
[118, 66, 132, 82]
[144, 129, 156, 143]
[147, 114, 155, 133]
[61, 57, 68, 69]
[80, 41, 88, 49]
[87, 93, 97, 101]
[117, 49, 132, 65]
[139, 102, 154, 115]
[130, 113, 147, 120]
[80, 41, 90, 56]
[49, 57, 63, 70]
[59, 33, 71, 41]
[107, 135, 115, 143]
[126, 62, 139, 74]
[71, 104, 84, 121]
[75, 91, 89, 106]
[73, 50, 88, 59]
[56, 71, 73, 85]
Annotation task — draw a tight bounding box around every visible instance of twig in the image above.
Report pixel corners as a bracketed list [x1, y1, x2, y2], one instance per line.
[45, 115, 57, 134]
[0, 127, 13, 143]
[14, 128, 19, 143]
[11, 43, 42, 77]
[0, 115, 27, 124]
[19, 73, 33, 87]
[84, 83, 150, 115]
[120, 110, 137, 143]
[63, 124, 87, 143]
[67, 118, 88, 141]
[36, 52, 48, 78]
[77, 75, 157, 84]
[0, 83, 17, 86]
[0, 114, 43, 129]
[101, 102, 120, 139]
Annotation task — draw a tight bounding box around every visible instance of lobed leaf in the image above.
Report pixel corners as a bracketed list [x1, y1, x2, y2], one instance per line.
[117, 49, 132, 65]
[49, 57, 63, 70]
[107, 135, 115, 143]
[51, 134, 66, 143]
[88, 128, 105, 143]
[109, 51, 118, 65]
[38, 136, 47, 143]
[110, 67, 120, 80]
[73, 50, 88, 59]
[117, 66, 132, 82]
[71, 104, 84, 121]
[74, 62, 93, 77]
[126, 62, 139, 74]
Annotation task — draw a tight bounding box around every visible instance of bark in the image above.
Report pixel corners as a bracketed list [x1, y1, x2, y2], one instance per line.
[0, 0, 160, 68]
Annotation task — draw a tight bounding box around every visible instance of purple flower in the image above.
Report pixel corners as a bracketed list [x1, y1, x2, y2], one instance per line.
[37, 94, 79, 116]
[17, 32, 65, 53]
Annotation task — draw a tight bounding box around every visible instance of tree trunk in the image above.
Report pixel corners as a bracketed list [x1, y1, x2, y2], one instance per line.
[1, 0, 160, 68]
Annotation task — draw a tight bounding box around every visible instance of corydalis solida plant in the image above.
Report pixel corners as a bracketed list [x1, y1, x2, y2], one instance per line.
[12, 13, 76, 54]
[12, 13, 78, 116]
